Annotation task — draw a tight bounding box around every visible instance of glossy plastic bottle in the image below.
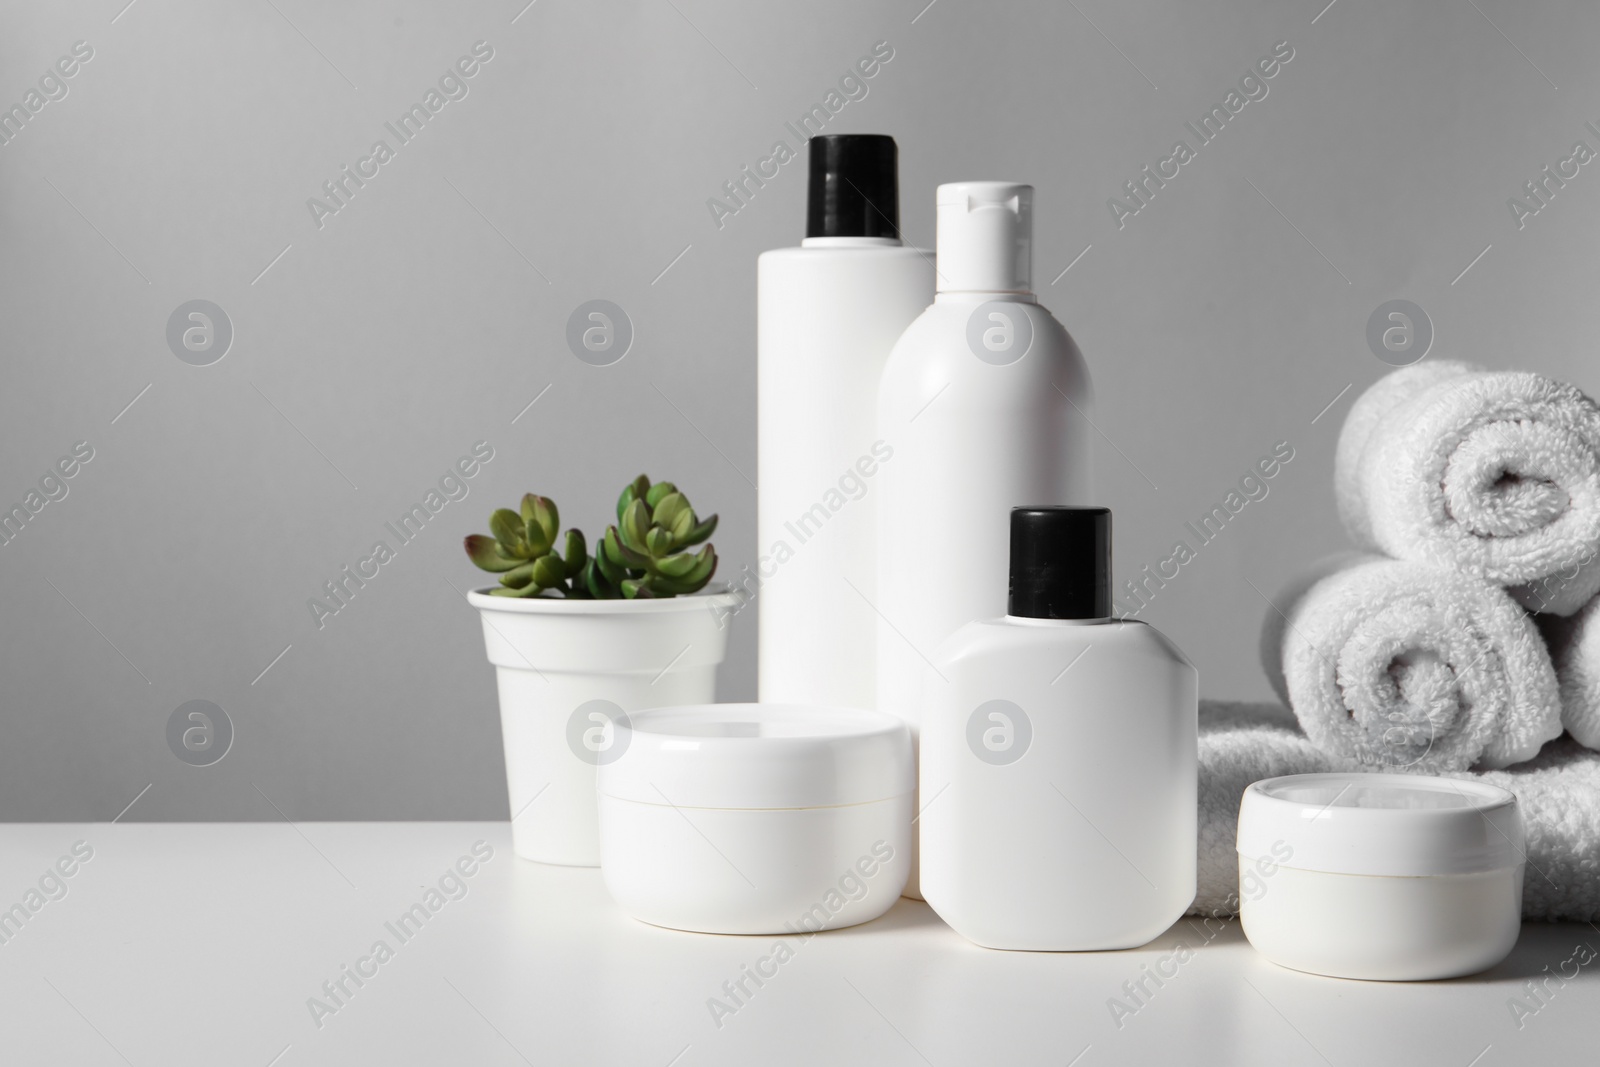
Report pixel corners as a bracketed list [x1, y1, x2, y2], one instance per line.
[757, 135, 933, 708]
[876, 182, 1091, 896]
[920, 508, 1198, 949]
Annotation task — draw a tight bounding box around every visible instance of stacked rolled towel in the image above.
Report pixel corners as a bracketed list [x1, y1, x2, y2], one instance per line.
[1539, 595, 1600, 748]
[1335, 360, 1600, 615]
[1193, 700, 1600, 921]
[1219, 362, 1600, 921]
[1260, 552, 1563, 773]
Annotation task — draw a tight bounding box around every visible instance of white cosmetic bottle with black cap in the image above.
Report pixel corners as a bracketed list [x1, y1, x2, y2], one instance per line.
[757, 135, 933, 709]
[877, 181, 1092, 897]
[920, 507, 1198, 949]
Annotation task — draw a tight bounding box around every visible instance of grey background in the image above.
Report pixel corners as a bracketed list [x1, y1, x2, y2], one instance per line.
[2, 0, 1595, 821]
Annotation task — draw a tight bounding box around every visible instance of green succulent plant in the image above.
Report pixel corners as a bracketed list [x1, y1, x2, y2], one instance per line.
[464, 494, 588, 598]
[464, 475, 717, 600]
[583, 475, 718, 599]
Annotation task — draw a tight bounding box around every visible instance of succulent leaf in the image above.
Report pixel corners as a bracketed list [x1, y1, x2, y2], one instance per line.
[530, 496, 560, 545]
[582, 558, 615, 599]
[620, 500, 652, 552]
[531, 555, 567, 589]
[489, 581, 542, 597]
[465, 535, 521, 572]
[679, 545, 717, 586]
[595, 538, 627, 583]
[562, 529, 587, 573]
[648, 576, 692, 596]
[490, 509, 526, 553]
[663, 548, 717, 592]
[645, 481, 677, 509]
[654, 551, 701, 579]
[645, 527, 675, 559]
[499, 561, 538, 588]
[652, 491, 689, 530]
[668, 506, 695, 542]
[617, 475, 650, 520]
[680, 514, 718, 547]
[603, 526, 650, 569]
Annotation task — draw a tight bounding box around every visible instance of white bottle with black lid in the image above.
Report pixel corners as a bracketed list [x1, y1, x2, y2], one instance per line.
[920, 507, 1198, 949]
[876, 182, 1092, 897]
[757, 135, 933, 709]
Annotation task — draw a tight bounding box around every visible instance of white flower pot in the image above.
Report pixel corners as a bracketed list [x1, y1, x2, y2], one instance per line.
[468, 586, 739, 866]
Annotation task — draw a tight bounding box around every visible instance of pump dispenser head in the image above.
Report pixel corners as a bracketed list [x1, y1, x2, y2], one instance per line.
[1009, 506, 1111, 620]
[806, 134, 901, 240]
[935, 181, 1032, 293]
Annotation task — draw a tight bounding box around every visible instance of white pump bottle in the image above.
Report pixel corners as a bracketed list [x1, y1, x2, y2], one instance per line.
[876, 181, 1092, 897]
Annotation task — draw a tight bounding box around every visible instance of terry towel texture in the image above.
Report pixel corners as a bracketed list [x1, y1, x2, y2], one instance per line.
[1261, 552, 1563, 772]
[1540, 595, 1600, 749]
[1334, 360, 1600, 616]
[1193, 701, 1330, 919]
[1194, 700, 1600, 922]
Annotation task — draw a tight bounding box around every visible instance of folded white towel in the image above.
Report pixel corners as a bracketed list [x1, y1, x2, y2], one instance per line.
[1335, 361, 1600, 616]
[1194, 700, 1330, 918]
[1193, 700, 1600, 922]
[1261, 553, 1562, 772]
[1539, 594, 1600, 749]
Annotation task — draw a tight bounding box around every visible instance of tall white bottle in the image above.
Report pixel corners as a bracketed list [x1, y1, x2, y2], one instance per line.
[757, 135, 934, 708]
[877, 182, 1092, 897]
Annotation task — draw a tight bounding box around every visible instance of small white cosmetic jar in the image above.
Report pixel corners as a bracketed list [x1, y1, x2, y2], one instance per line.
[597, 704, 913, 935]
[1237, 773, 1524, 981]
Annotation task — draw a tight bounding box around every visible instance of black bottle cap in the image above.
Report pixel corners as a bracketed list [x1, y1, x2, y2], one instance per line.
[1009, 507, 1112, 620]
[805, 134, 900, 239]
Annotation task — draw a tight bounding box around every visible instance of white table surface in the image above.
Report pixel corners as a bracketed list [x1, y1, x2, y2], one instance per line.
[0, 822, 1592, 1066]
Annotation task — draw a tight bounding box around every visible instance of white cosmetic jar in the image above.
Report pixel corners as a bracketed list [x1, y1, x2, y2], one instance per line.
[597, 704, 913, 935]
[1237, 773, 1524, 981]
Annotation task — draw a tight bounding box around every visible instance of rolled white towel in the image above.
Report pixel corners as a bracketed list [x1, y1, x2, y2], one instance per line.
[1260, 553, 1563, 772]
[1335, 360, 1600, 616]
[1539, 594, 1600, 749]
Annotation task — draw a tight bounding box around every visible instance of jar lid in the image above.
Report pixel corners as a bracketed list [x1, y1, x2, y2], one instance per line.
[1237, 773, 1524, 877]
[598, 704, 913, 810]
